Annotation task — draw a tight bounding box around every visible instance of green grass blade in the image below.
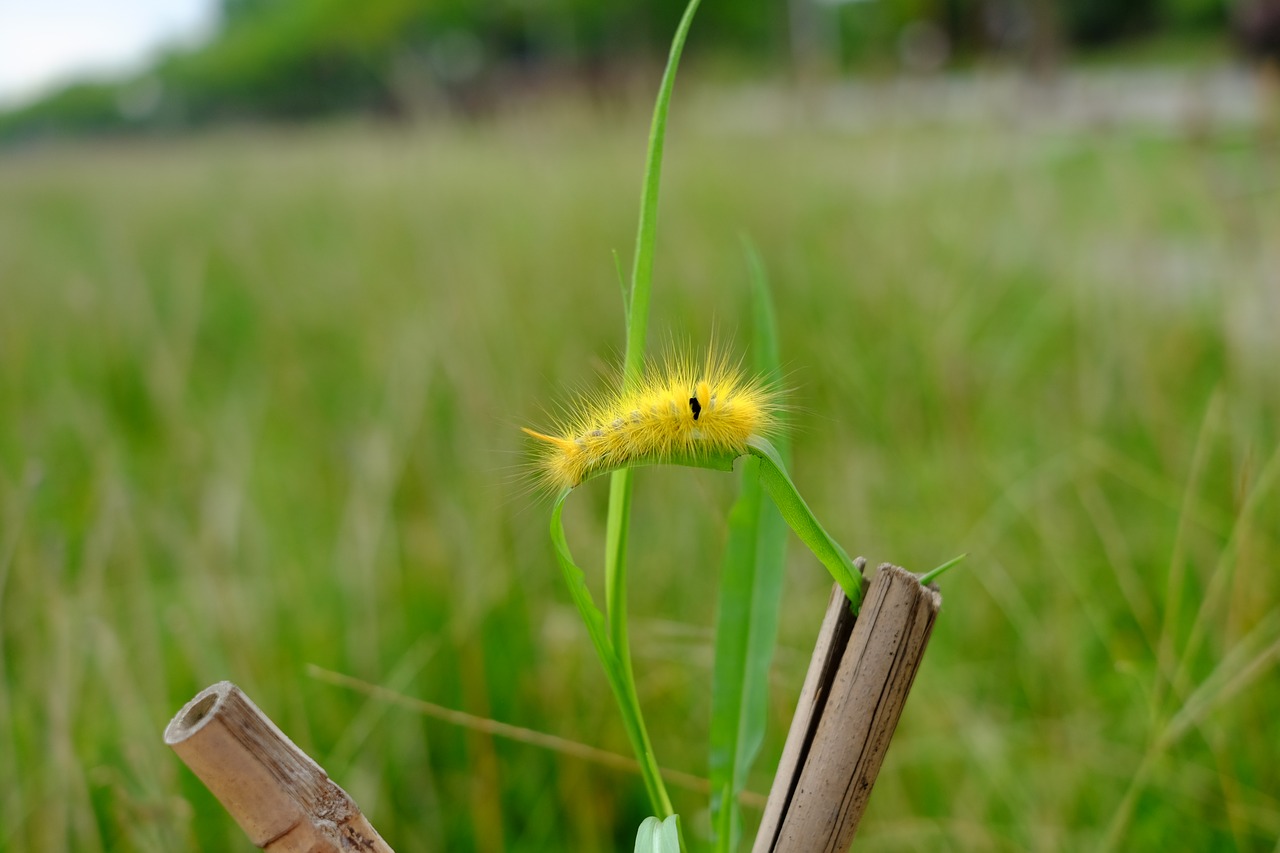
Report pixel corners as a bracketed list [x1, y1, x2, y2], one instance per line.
[919, 552, 967, 585]
[622, 0, 703, 385]
[606, 0, 702, 645]
[710, 456, 766, 850]
[613, 249, 630, 331]
[605, 467, 635, 681]
[747, 436, 863, 609]
[742, 236, 783, 391]
[551, 490, 673, 816]
[550, 489, 615, 667]
[709, 243, 789, 851]
[601, 4, 701, 830]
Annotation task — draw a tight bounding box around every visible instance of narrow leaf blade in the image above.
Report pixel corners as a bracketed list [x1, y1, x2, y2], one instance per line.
[748, 436, 863, 608]
[709, 246, 790, 851]
[550, 491, 616, 673]
[550, 490, 672, 815]
[605, 8, 703, 824]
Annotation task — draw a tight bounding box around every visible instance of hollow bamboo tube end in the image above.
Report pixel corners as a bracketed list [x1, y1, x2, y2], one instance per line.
[165, 681, 394, 852]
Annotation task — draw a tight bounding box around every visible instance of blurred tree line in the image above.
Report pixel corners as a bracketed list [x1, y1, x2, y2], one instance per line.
[2, 0, 1274, 141]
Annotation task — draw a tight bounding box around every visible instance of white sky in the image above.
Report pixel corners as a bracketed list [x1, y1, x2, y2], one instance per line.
[0, 0, 216, 108]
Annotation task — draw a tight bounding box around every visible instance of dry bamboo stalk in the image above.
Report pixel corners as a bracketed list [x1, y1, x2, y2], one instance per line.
[164, 681, 394, 852]
[751, 576, 862, 852]
[753, 564, 941, 853]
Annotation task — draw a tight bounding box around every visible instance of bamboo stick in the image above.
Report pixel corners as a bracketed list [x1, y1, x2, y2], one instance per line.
[753, 563, 941, 852]
[164, 681, 394, 852]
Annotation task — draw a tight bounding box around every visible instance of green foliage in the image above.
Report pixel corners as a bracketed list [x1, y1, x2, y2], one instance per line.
[1, 92, 1278, 850]
[0, 82, 129, 142]
[708, 244, 790, 852]
[635, 814, 684, 853]
[1162, 0, 1228, 29]
[159, 0, 420, 121]
[1062, 0, 1159, 45]
[0, 0, 1244, 142]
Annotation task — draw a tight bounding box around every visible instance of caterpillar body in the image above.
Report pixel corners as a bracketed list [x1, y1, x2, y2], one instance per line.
[523, 348, 779, 491]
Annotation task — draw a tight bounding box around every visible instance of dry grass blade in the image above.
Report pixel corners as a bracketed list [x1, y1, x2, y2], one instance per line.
[307, 666, 767, 808]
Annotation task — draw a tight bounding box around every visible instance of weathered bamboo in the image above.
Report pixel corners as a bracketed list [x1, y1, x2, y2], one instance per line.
[753, 563, 941, 852]
[164, 681, 394, 852]
[752, 569, 863, 851]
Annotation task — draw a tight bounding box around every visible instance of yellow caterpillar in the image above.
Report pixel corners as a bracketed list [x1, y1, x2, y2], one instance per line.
[523, 347, 779, 491]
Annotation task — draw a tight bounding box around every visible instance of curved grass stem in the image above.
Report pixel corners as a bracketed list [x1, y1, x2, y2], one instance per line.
[746, 437, 863, 609]
[551, 492, 673, 816]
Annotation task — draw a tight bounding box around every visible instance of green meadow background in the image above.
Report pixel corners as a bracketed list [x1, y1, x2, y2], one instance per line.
[2, 86, 1278, 850]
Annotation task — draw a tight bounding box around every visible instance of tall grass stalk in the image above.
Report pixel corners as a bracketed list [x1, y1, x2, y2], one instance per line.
[597, 0, 699, 822]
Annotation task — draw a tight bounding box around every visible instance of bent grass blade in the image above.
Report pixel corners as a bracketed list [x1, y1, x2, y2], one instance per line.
[551, 489, 674, 817]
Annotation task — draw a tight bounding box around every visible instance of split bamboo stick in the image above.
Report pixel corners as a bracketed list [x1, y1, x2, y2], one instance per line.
[753, 563, 942, 852]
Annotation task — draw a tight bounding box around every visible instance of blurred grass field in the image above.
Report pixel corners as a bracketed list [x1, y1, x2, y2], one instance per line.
[1, 84, 1278, 851]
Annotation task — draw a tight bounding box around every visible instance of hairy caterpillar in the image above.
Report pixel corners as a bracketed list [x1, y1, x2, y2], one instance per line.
[523, 347, 780, 491]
